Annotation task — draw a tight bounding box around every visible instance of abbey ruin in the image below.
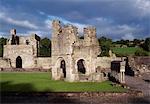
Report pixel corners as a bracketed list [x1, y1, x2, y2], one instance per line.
[0, 20, 126, 83]
[51, 20, 126, 82]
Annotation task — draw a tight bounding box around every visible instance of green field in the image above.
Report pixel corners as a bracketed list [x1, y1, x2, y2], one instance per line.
[0, 72, 126, 92]
[112, 47, 139, 56]
[112, 47, 150, 56]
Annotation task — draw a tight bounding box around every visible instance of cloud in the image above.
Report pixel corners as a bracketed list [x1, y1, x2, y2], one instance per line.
[26, 30, 50, 37]
[111, 24, 140, 35]
[0, 0, 149, 40]
[45, 15, 87, 33]
[0, 12, 38, 29]
[135, 0, 150, 16]
[122, 33, 135, 40]
[0, 32, 8, 38]
[65, 11, 85, 20]
[38, 11, 46, 15]
[86, 17, 141, 39]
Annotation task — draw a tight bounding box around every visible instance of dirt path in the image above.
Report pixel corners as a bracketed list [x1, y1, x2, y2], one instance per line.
[125, 74, 150, 96]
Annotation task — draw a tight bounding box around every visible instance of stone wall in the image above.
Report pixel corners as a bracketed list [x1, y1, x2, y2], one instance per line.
[96, 57, 123, 69]
[3, 45, 35, 68]
[0, 57, 11, 68]
[36, 57, 51, 69]
[127, 56, 150, 76]
[6, 34, 39, 56]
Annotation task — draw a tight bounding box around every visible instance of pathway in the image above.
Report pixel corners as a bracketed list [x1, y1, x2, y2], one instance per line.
[125, 73, 150, 96]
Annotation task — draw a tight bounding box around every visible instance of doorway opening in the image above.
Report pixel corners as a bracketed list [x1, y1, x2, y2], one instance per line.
[60, 60, 66, 78]
[16, 56, 22, 68]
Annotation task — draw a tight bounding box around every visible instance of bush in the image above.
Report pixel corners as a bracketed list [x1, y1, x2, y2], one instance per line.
[100, 45, 110, 56]
[115, 53, 128, 57]
[134, 49, 149, 56]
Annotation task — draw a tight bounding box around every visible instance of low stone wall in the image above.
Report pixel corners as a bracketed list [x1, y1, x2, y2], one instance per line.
[128, 56, 150, 76]
[2, 91, 147, 104]
[1, 90, 143, 97]
[0, 57, 52, 71]
[96, 57, 123, 69]
[0, 68, 50, 72]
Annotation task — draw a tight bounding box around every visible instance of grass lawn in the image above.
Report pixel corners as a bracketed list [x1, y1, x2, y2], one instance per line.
[112, 47, 141, 56]
[0, 72, 126, 92]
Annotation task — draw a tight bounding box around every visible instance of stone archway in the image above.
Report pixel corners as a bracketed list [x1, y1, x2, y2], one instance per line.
[16, 56, 22, 68]
[55, 57, 67, 79]
[77, 59, 86, 74]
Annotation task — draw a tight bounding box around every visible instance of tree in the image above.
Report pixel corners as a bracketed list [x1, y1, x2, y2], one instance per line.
[142, 37, 150, 51]
[100, 45, 110, 56]
[38, 38, 51, 57]
[0, 37, 7, 57]
[98, 36, 112, 56]
[0, 37, 7, 45]
[133, 39, 140, 45]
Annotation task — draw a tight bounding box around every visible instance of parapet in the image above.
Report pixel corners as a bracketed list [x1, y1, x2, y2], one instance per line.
[63, 24, 78, 34]
[84, 26, 96, 37]
[51, 20, 97, 39]
[84, 26, 96, 33]
[10, 29, 16, 35]
[52, 20, 61, 30]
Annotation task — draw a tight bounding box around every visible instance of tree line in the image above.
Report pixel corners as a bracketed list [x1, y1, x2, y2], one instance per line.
[98, 37, 150, 56]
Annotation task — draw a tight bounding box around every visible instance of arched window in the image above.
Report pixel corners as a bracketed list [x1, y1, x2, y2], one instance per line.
[26, 40, 29, 45]
[77, 59, 86, 74]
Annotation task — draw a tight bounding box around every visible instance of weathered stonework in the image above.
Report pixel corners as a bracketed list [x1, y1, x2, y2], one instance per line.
[51, 20, 125, 82]
[0, 29, 51, 70]
[126, 56, 150, 76]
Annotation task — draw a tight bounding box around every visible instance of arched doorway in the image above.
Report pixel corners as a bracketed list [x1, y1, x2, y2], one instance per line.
[77, 59, 86, 74]
[60, 60, 66, 78]
[16, 56, 22, 68]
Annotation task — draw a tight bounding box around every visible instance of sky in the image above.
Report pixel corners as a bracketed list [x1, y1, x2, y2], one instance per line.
[0, 0, 150, 40]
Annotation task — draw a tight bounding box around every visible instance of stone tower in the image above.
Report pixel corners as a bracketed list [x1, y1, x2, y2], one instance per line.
[51, 20, 77, 81]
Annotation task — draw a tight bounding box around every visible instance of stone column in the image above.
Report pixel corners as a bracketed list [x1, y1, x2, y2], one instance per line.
[122, 72, 125, 83]
[120, 61, 125, 83]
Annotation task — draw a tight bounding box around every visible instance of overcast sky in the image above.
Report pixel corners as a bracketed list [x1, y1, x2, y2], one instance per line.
[0, 0, 150, 40]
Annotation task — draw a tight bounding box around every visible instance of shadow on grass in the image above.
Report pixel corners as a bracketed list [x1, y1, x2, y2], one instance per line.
[1, 81, 36, 92]
[1, 81, 150, 104]
[0, 81, 84, 104]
